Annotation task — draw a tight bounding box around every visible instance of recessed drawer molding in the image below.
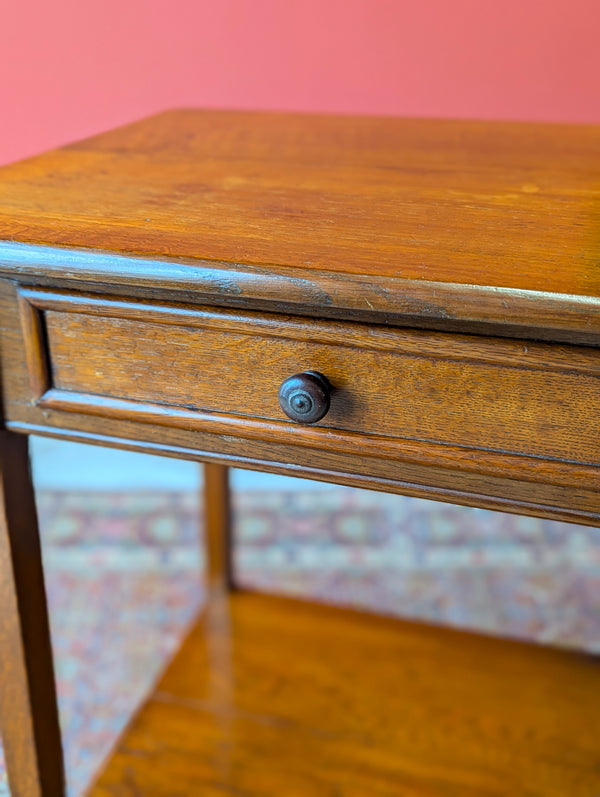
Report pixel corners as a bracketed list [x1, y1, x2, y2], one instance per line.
[18, 287, 600, 493]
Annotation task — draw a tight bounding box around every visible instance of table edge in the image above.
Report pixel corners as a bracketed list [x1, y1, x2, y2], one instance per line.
[1, 241, 598, 344]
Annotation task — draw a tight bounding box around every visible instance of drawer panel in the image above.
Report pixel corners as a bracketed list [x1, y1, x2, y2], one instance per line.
[19, 289, 600, 482]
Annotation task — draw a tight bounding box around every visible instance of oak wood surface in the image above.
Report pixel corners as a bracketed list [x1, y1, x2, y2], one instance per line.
[0, 111, 598, 340]
[203, 463, 233, 593]
[1, 110, 599, 795]
[0, 278, 596, 523]
[38, 297, 600, 467]
[0, 431, 65, 796]
[2, 241, 599, 344]
[91, 592, 600, 796]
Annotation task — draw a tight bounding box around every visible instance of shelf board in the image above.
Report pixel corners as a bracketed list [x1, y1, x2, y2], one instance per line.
[91, 592, 600, 796]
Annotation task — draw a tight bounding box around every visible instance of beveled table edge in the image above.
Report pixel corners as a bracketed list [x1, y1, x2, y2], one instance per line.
[1, 241, 599, 344]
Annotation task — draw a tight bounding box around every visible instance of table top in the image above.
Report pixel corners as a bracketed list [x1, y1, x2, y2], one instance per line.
[1, 111, 598, 526]
[0, 110, 599, 338]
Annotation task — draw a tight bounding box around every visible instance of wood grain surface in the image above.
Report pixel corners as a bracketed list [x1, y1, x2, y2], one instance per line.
[38, 297, 600, 468]
[0, 274, 595, 527]
[0, 111, 598, 336]
[3, 283, 595, 521]
[2, 241, 599, 344]
[2, 110, 600, 796]
[204, 463, 234, 593]
[91, 592, 600, 796]
[0, 432, 65, 796]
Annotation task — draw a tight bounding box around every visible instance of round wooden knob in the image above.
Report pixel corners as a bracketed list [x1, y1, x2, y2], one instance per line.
[278, 371, 331, 424]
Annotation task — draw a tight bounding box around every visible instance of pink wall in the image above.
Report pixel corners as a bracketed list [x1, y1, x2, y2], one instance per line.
[2, 0, 599, 165]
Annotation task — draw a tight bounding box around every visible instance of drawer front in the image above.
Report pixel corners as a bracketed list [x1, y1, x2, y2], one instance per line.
[19, 289, 600, 486]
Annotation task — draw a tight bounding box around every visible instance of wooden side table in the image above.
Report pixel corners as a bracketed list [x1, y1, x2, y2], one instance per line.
[0, 111, 598, 795]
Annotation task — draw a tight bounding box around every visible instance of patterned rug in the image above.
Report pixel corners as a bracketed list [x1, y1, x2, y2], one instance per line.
[1, 487, 599, 795]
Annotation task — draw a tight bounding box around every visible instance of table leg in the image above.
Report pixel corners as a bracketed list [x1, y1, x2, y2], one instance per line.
[203, 462, 234, 594]
[0, 431, 65, 796]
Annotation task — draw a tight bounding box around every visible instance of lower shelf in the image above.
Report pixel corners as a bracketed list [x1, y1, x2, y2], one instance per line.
[91, 592, 600, 796]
